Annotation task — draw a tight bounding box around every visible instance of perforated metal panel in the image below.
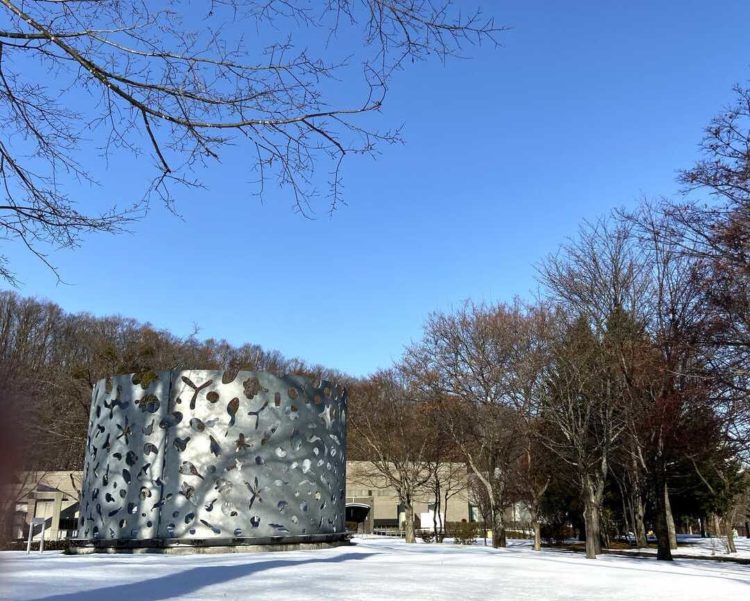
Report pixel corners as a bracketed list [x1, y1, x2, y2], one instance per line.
[78, 370, 347, 545]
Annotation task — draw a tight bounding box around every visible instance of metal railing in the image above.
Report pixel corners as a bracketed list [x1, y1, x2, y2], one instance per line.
[371, 527, 404, 537]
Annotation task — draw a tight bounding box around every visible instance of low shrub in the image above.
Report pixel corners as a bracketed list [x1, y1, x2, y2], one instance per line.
[1, 538, 71, 552]
[541, 517, 571, 546]
[448, 521, 478, 545]
[419, 530, 435, 543]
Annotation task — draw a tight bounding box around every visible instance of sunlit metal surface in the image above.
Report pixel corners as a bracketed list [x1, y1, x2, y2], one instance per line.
[78, 370, 347, 546]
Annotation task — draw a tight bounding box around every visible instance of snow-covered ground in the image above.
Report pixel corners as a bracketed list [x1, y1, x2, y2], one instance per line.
[616, 534, 750, 559]
[2, 537, 749, 601]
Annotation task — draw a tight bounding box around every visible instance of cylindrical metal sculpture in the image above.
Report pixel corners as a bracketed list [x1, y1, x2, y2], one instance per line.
[76, 370, 347, 551]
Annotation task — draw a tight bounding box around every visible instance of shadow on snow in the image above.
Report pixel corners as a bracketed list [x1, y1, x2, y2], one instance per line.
[27, 551, 375, 601]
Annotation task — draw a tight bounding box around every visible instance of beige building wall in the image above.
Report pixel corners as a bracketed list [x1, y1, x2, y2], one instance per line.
[15, 464, 508, 539]
[11, 471, 81, 541]
[346, 461, 473, 532]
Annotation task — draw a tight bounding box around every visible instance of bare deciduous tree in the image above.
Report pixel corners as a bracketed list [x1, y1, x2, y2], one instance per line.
[404, 301, 533, 548]
[348, 370, 435, 543]
[423, 459, 467, 543]
[416, 395, 467, 542]
[539, 315, 626, 559]
[662, 84, 750, 459]
[0, 0, 501, 282]
[539, 220, 639, 559]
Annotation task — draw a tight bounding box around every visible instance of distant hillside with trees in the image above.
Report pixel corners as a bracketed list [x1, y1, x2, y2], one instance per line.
[0, 291, 349, 471]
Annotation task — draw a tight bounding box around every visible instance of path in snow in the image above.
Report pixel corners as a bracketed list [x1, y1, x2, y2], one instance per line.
[2, 537, 749, 601]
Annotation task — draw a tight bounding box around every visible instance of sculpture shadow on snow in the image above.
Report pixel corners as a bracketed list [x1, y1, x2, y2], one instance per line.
[27, 552, 375, 601]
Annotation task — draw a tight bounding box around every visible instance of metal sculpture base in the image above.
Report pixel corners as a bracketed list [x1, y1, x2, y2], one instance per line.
[69, 532, 351, 554]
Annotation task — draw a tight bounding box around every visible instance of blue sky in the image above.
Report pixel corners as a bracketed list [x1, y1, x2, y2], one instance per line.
[6, 1, 750, 376]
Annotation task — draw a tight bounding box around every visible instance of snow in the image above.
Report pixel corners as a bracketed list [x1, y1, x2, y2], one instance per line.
[2, 537, 749, 601]
[614, 534, 750, 560]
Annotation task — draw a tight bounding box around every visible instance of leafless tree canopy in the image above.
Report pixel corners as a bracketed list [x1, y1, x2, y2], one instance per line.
[680, 84, 750, 208]
[402, 300, 549, 548]
[0, 0, 501, 281]
[348, 371, 438, 542]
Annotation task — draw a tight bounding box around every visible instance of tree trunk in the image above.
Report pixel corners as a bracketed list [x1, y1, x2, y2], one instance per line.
[491, 505, 506, 548]
[653, 471, 673, 561]
[432, 481, 440, 542]
[532, 519, 542, 551]
[464, 454, 504, 547]
[725, 518, 737, 554]
[582, 477, 602, 559]
[620, 486, 632, 544]
[719, 505, 738, 554]
[583, 501, 600, 559]
[664, 484, 677, 550]
[634, 497, 647, 548]
[403, 502, 416, 544]
[629, 460, 648, 547]
[440, 491, 450, 543]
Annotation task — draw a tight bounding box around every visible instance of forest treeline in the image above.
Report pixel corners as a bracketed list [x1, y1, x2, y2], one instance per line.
[0, 296, 348, 471]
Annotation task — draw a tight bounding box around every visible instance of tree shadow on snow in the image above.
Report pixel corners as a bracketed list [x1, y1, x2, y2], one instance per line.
[506, 550, 750, 586]
[26, 551, 374, 601]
